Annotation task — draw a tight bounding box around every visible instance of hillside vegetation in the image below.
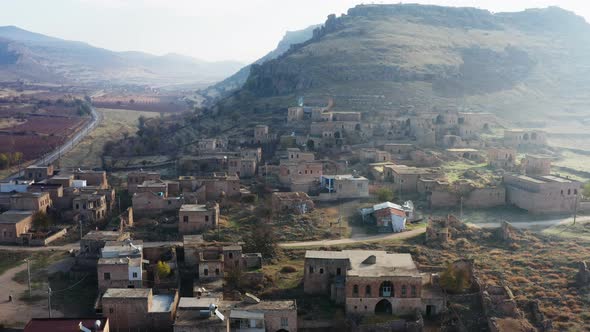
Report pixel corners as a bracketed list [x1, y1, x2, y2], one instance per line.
[218, 4, 590, 121]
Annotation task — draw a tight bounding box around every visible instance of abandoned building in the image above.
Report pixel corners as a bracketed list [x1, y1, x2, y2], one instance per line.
[303, 250, 445, 317]
[0, 210, 33, 243]
[503, 129, 547, 148]
[271, 191, 315, 215]
[360, 201, 414, 233]
[318, 173, 369, 200]
[178, 203, 219, 235]
[97, 240, 144, 292]
[504, 173, 581, 214]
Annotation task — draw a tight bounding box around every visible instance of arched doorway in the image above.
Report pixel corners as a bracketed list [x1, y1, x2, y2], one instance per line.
[334, 131, 341, 139]
[375, 299, 392, 314]
[355, 123, 361, 131]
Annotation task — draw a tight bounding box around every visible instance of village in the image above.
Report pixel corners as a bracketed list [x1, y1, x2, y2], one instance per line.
[1, 97, 589, 332]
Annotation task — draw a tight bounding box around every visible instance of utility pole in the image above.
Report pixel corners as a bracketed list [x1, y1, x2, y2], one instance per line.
[79, 220, 83, 241]
[574, 194, 579, 225]
[25, 258, 31, 298]
[460, 196, 464, 221]
[47, 286, 52, 318]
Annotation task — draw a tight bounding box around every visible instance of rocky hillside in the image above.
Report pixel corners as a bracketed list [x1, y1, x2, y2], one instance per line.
[231, 4, 590, 120]
[0, 26, 244, 86]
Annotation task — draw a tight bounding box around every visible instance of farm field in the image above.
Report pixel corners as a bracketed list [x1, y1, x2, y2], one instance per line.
[92, 94, 189, 113]
[59, 108, 159, 168]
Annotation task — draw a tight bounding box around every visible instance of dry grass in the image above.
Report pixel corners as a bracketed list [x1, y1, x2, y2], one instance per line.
[59, 108, 158, 168]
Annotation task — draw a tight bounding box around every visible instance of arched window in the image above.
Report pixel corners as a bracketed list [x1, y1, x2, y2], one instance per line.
[353, 285, 359, 296]
[365, 285, 372, 297]
[411, 285, 417, 297]
[401, 285, 407, 298]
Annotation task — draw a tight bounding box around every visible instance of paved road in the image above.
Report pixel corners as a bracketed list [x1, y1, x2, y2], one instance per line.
[278, 228, 426, 248]
[4, 105, 101, 180]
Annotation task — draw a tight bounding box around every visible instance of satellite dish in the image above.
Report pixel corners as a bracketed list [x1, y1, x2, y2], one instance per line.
[214, 308, 225, 321]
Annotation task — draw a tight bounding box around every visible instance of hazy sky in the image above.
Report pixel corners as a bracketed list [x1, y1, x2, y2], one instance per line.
[0, 0, 588, 63]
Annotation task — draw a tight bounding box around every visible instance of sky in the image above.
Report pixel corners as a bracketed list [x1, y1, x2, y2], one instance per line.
[0, 0, 589, 63]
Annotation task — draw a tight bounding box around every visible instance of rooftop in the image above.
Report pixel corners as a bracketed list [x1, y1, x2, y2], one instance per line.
[230, 310, 264, 320]
[24, 318, 108, 332]
[180, 204, 209, 212]
[150, 294, 175, 313]
[305, 250, 419, 277]
[385, 164, 435, 175]
[322, 174, 368, 181]
[0, 210, 33, 224]
[98, 257, 142, 267]
[103, 288, 150, 298]
[178, 297, 219, 309]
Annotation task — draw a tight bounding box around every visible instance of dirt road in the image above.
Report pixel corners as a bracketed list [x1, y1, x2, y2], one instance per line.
[278, 228, 425, 248]
[0, 263, 63, 327]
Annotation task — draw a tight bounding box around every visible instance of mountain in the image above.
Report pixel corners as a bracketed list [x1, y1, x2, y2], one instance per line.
[227, 5, 590, 121]
[201, 24, 318, 100]
[0, 26, 244, 86]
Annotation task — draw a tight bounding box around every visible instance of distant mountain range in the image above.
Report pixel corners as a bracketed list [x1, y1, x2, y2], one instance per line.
[0, 25, 244, 86]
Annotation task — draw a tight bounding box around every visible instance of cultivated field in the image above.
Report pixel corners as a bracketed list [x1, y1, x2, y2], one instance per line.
[59, 108, 159, 168]
[92, 94, 189, 113]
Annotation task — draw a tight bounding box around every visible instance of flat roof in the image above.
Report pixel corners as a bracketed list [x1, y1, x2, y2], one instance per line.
[446, 148, 478, 152]
[180, 204, 209, 212]
[24, 318, 108, 332]
[178, 297, 219, 309]
[0, 210, 33, 224]
[230, 310, 264, 320]
[385, 165, 435, 175]
[322, 174, 368, 181]
[98, 257, 142, 266]
[306, 250, 419, 278]
[103, 288, 150, 298]
[540, 175, 574, 183]
[150, 294, 175, 313]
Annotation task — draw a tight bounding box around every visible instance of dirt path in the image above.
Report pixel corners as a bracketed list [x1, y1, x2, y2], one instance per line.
[0, 263, 63, 327]
[279, 228, 425, 248]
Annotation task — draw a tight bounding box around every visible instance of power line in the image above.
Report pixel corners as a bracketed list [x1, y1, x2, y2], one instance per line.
[50, 274, 89, 294]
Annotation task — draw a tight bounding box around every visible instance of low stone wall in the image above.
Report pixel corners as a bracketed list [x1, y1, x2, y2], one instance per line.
[30, 228, 68, 246]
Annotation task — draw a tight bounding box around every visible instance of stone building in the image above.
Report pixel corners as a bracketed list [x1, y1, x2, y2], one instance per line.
[132, 191, 184, 216]
[503, 129, 547, 148]
[73, 169, 109, 189]
[271, 192, 314, 215]
[178, 173, 240, 201]
[504, 173, 581, 214]
[523, 154, 552, 176]
[102, 288, 178, 332]
[73, 193, 108, 222]
[24, 164, 54, 181]
[360, 201, 413, 233]
[278, 149, 323, 192]
[487, 148, 517, 170]
[287, 106, 305, 122]
[127, 171, 161, 193]
[318, 174, 369, 200]
[97, 240, 144, 293]
[10, 192, 52, 212]
[304, 250, 444, 317]
[227, 157, 257, 178]
[384, 165, 440, 194]
[178, 203, 219, 235]
[80, 230, 130, 258]
[0, 210, 33, 243]
[359, 148, 391, 163]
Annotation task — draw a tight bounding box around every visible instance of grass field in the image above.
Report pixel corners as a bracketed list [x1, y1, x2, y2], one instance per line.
[59, 108, 158, 168]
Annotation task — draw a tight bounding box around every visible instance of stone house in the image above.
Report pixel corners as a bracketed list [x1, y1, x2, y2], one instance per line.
[384, 165, 440, 194]
[382, 143, 414, 159]
[271, 192, 314, 215]
[182, 236, 261, 276]
[0, 210, 33, 243]
[523, 154, 552, 176]
[102, 288, 178, 332]
[278, 149, 323, 192]
[197, 138, 225, 152]
[318, 174, 369, 200]
[73, 169, 109, 189]
[73, 193, 108, 222]
[227, 157, 257, 178]
[504, 173, 581, 214]
[127, 171, 161, 193]
[80, 230, 130, 258]
[503, 129, 547, 148]
[24, 164, 54, 181]
[174, 297, 297, 332]
[287, 106, 305, 122]
[359, 148, 391, 163]
[132, 191, 184, 216]
[178, 203, 219, 235]
[487, 148, 517, 170]
[98, 240, 144, 293]
[27, 183, 63, 204]
[304, 250, 443, 317]
[0, 179, 32, 193]
[428, 184, 506, 209]
[178, 173, 240, 201]
[10, 192, 51, 212]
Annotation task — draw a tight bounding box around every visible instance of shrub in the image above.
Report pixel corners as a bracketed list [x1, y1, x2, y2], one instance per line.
[156, 261, 171, 278]
[280, 265, 297, 273]
[375, 187, 394, 202]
